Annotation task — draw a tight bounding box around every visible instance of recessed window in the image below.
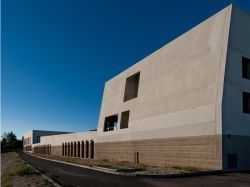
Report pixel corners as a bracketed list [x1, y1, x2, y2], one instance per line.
[123, 72, 140, 102]
[242, 57, 250, 79]
[243, 92, 250, 114]
[37, 136, 40, 143]
[103, 114, 118, 132]
[120, 110, 130, 129]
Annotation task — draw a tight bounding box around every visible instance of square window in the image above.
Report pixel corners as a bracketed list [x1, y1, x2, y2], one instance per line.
[242, 57, 250, 79]
[123, 72, 140, 102]
[243, 92, 250, 114]
[103, 114, 118, 132]
[120, 110, 130, 129]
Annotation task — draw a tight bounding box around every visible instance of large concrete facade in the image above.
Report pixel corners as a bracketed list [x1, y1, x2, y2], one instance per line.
[23, 5, 250, 170]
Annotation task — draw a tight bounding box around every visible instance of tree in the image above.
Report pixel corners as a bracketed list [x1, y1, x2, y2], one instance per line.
[1, 131, 22, 148]
[1, 137, 7, 147]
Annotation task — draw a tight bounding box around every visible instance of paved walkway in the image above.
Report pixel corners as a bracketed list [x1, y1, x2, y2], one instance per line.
[19, 152, 250, 187]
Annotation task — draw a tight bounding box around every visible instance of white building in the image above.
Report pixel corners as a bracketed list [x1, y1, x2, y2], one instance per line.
[24, 5, 250, 170]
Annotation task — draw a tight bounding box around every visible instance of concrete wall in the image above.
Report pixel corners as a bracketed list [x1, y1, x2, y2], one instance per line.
[40, 131, 97, 146]
[97, 5, 232, 143]
[222, 6, 250, 170]
[95, 135, 222, 169]
[92, 5, 233, 169]
[33, 132, 97, 157]
[32, 130, 72, 144]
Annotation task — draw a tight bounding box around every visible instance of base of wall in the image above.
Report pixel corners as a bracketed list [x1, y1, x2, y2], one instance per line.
[95, 135, 222, 170]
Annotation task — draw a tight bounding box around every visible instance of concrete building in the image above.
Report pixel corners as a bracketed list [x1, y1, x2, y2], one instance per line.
[23, 130, 72, 152]
[23, 5, 250, 170]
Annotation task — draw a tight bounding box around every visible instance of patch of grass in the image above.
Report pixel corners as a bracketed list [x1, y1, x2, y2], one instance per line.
[38, 178, 54, 187]
[171, 165, 200, 172]
[17, 163, 36, 176]
[2, 174, 14, 187]
[136, 163, 147, 171]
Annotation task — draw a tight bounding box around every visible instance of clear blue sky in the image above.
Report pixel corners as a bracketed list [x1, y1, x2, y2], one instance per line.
[2, 0, 250, 139]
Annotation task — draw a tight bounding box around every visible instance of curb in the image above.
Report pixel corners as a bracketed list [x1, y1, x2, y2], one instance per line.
[136, 170, 222, 178]
[24, 152, 136, 177]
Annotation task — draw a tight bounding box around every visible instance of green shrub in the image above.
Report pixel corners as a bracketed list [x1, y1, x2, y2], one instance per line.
[17, 163, 35, 176]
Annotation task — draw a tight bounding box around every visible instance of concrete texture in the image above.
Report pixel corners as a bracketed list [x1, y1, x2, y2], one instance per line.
[97, 5, 232, 141]
[95, 135, 222, 169]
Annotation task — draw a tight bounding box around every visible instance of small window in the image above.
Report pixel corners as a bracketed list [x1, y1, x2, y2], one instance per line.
[242, 57, 250, 79]
[123, 72, 140, 102]
[120, 110, 130, 129]
[243, 92, 250, 114]
[104, 114, 118, 132]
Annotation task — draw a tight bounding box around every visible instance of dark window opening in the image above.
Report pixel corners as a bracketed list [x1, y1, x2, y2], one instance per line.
[71, 142, 73, 157]
[124, 72, 140, 102]
[242, 57, 250, 79]
[227, 154, 238, 169]
[86, 141, 89, 158]
[74, 142, 76, 157]
[62, 143, 64, 156]
[37, 136, 41, 143]
[68, 142, 70, 156]
[134, 151, 139, 164]
[90, 140, 94, 159]
[104, 114, 118, 132]
[120, 110, 130, 129]
[77, 141, 80, 157]
[81, 141, 84, 158]
[243, 92, 250, 114]
[65, 143, 68, 156]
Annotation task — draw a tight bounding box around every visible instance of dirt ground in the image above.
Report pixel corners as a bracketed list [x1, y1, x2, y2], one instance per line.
[1, 152, 54, 187]
[33, 153, 202, 174]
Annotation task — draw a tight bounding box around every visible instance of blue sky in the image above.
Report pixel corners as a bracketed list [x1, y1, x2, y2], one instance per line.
[2, 0, 250, 139]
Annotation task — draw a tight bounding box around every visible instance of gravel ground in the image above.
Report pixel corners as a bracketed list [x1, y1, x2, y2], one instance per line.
[1, 152, 55, 187]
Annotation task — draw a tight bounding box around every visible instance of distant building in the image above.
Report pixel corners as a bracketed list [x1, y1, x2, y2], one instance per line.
[23, 130, 71, 152]
[23, 5, 250, 170]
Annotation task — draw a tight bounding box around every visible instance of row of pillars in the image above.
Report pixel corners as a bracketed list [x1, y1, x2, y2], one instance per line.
[62, 140, 94, 159]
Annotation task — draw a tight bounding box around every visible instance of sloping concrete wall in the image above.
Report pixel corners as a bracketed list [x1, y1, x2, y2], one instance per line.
[222, 6, 250, 170]
[97, 5, 232, 143]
